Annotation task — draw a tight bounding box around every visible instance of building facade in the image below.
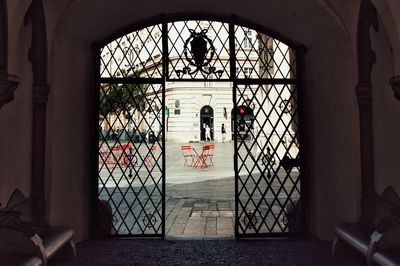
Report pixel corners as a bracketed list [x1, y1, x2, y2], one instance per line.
[100, 21, 295, 148]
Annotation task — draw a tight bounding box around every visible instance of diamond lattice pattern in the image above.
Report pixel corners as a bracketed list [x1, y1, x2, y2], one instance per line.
[235, 83, 301, 235]
[100, 24, 163, 79]
[234, 26, 296, 80]
[98, 82, 163, 235]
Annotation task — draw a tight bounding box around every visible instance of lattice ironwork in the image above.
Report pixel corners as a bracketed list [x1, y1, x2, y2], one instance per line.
[100, 24, 163, 79]
[234, 26, 296, 80]
[98, 81, 164, 236]
[97, 18, 304, 238]
[234, 83, 303, 236]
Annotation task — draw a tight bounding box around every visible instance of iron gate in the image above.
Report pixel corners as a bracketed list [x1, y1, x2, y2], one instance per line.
[96, 18, 304, 238]
[232, 27, 304, 237]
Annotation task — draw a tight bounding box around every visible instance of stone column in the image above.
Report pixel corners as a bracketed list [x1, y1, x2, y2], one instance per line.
[0, 0, 18, 109]
[24, 0, 49, 227]
[356, 0, 378, 222]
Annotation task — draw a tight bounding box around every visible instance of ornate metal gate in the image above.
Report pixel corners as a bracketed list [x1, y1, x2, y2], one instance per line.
[96, 18, 304, 238]
[97, 23, 165, 237]
[233, 27, 304, 237]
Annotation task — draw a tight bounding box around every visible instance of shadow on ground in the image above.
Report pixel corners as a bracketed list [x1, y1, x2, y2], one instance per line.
[52, 239, 363, 266]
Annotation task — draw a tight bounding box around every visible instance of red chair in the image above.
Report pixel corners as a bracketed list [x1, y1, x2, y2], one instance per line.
[99, 144, 133, 167]
[205, 144, 214, 166]
[181, 145, 195, 167]
[120, 143, 131, 167]
[111, 145, 122, 165]
[144, 145, 157, 167]
[193, 145, 211, 168]
[98, 144, 116, 166]
[98, 143, 108, 165]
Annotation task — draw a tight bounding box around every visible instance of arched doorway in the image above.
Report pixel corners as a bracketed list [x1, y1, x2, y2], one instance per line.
[231, 106, 254, 140]
[96, 17, 303, 238]
[200, 105, 214, 141]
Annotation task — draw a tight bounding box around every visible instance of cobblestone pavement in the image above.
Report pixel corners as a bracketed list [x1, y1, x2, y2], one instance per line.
[52, 239, 364, 266]
[99, 141, 300, 237]
[59, 142, 365, 265]
[165, 177, 235, 238]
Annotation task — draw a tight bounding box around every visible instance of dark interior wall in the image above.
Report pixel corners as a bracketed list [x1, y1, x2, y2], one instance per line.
[0, 20, 32, 206]
[371, 15, 400, 194]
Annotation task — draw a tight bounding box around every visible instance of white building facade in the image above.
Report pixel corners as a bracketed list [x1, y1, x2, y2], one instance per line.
[100, 20, 296, 159]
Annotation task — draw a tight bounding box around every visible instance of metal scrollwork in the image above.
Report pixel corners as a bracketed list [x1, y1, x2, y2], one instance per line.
[279, 99, 292, 114]
[242, 211, 258, 230]
[176, 29, 223, 78]
[127, 147, 137, 179]
[142, 213, 157, 228]
[262, 147, 275, 179]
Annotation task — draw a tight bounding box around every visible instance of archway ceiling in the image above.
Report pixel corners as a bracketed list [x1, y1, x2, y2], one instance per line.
[50, 0, 361, 47]
[8, 0, 400, 73]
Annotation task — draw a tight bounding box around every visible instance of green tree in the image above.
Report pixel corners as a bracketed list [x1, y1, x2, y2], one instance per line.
[99, 82, 148, 120]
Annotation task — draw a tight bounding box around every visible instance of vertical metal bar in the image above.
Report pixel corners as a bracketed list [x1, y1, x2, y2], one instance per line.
[296, 46, 307, 235]
[161, 21, 168, 239]
[229, 21, 240, 238]
[89, 45, 100, 237]
[91, 44, 101, 237]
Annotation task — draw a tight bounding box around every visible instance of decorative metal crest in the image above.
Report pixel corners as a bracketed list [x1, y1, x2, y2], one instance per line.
[176, 29, 223, 78]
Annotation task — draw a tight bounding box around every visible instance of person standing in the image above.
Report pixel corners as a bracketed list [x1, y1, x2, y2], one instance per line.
[252, 124, 260, 158]
[221, 123, 226, 143]
[205, 125, 211, 141]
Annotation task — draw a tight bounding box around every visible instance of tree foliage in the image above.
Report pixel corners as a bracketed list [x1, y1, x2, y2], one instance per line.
[99, 82, 148, 119]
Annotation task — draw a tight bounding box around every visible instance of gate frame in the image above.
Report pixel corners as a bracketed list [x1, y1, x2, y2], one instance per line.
[92, 13, 308, 239]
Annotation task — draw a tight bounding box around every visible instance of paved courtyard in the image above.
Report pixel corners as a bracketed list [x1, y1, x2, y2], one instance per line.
[98, 141, 300, 238]
[166, 177, 235, 238]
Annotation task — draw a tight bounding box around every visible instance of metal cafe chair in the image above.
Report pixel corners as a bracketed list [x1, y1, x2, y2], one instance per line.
[119, 143, 131, 167]
[204, 144, 214, 166]
[144, 145, 157, 167]
[98, 143, 110, 165]
[111, 144, 128, 166]
[180, 145, 195, 167]
[98, 144, 117, 166]
[192, 145, 211, 168]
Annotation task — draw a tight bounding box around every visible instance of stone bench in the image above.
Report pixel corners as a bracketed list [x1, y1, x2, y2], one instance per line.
[372, 250, 400, 266]
[332, 186, 400, 266]
[0, 253, 42, 266]
[0, 189, 76, 266]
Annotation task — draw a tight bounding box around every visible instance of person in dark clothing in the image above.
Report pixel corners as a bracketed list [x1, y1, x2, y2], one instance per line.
[221, 123, 227, 143]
